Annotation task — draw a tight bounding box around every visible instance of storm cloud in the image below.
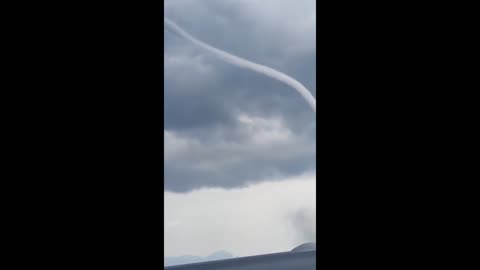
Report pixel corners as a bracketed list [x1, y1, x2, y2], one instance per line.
[164, 0, 316, 192]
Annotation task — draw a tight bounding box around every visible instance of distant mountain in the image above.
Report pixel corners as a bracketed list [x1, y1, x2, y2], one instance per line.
[165, 255, 204, 266]
[165, 250, 234, 266]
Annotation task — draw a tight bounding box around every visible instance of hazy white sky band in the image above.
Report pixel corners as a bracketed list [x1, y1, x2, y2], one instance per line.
[164, 173, 316, 258]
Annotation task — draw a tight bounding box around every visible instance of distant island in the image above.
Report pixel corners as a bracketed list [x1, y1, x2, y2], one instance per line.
[165, 250, 234, 266]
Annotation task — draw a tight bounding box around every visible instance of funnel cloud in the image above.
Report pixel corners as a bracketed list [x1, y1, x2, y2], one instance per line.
[164, 17, 316, 113]
[164, 0, 315, 192]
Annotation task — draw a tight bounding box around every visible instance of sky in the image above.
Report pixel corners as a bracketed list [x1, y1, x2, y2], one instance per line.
[164, 0, 316, 258]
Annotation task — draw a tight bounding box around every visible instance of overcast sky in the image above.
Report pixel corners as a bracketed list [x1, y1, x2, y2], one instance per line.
[164, 0, 316, 258]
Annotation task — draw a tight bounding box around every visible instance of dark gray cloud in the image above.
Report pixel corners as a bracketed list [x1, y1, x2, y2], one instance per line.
[164, 0, 316, 192]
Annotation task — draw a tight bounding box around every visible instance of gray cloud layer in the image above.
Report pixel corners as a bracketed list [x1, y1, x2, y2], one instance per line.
[164, 0, 316, 192]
